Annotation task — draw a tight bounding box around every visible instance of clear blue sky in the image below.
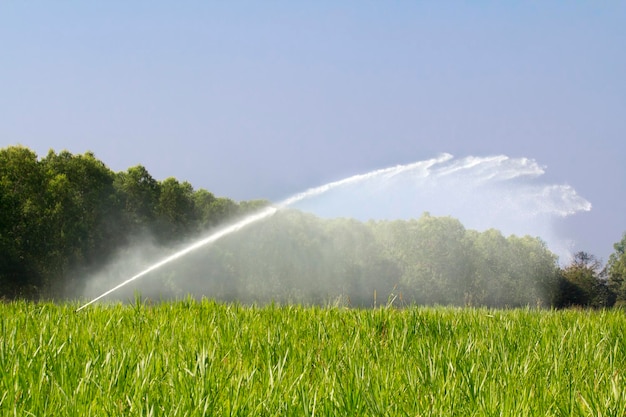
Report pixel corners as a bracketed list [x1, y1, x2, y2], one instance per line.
[1, 2, 625, 261]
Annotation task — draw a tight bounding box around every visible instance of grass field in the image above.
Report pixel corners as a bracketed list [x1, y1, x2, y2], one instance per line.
[1, 299, 625, 416]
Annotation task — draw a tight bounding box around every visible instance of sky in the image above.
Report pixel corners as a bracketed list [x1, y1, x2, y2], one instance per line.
[1, 2, 625, 262]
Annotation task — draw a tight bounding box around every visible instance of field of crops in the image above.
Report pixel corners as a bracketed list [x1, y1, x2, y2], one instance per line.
[1, 299, 625, 416]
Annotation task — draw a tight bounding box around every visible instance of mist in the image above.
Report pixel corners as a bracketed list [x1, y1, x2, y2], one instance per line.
[79, 153, 590, 307]
[292, 154, 591, 260]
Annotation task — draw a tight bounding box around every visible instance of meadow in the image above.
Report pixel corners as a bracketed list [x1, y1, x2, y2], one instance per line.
[1, 299, 625, 416]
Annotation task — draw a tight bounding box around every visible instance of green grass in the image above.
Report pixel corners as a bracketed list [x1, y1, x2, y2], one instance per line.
[1, 299, 625, 416]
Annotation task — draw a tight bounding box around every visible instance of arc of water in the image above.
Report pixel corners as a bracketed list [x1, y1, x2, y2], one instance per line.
[76, 158, 444, 311]
[75, 153, 590, 311]
[76, 207, 277, 311]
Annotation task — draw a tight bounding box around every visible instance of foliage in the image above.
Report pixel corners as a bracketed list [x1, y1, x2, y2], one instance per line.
[607, 232, 626, 305]
[2, 301, 626, 416]
[114, 165, 160, 232]
[130, 210, 560, 308]
[41, 150, 123, 295]
[556, 252, 614, 308]
[0, 145, 589, 308]
[0, 146, 260, 299]
[0, 146, 47, 297]
[371, 214, 472, 305]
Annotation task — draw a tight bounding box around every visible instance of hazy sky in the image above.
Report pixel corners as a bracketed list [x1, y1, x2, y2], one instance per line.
[2, 2, 625, 261]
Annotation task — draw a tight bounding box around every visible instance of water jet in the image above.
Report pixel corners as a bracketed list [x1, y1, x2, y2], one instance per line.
[76, 153, 590, 311]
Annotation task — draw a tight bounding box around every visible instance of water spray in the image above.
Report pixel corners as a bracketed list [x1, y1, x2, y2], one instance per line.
[76, 157, 448, 311]
[76, 207, 277, 311]
[76, 154, 590, 311]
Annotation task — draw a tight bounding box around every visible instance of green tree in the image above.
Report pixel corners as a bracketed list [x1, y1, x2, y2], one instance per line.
[557, 252, 611, 308]
[114, 165, 160, 233]
[371, 213, 471, 305]
[0, 146, 47, 297]
[204, 197, 240, 226]
[607, 232, 626, 306]
[464, 231, 559, 307]
[466, 229, 514, 306]
[41, 150, 120, 295]
[506, 235, 560, 307]
[371, 216, 559, 307]
[192, 189, 217, 230]
[155, 177, 196, 242]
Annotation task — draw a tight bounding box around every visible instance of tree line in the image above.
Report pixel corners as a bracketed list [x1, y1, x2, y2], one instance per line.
[134, 209, 624, 308]
[0, 146, 265, 298]
[2, 145, 626, 308]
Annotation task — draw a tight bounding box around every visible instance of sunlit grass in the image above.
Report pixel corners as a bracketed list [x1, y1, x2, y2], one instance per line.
[1, 299, 625, 416]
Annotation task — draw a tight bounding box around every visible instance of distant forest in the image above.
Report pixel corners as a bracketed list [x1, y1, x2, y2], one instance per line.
[2, 145, 626, 308]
